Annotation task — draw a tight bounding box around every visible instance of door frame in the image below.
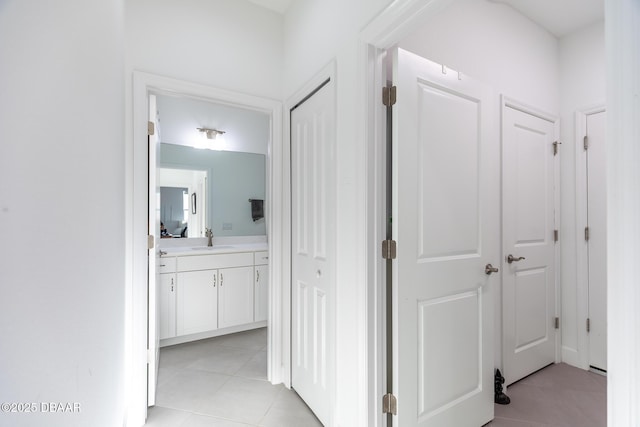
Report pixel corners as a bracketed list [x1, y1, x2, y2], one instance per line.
[574, 104, 606, 370]
[500, 96, 561, 379]
[127, 71, 283, 426]
[360, 2, 461, 426]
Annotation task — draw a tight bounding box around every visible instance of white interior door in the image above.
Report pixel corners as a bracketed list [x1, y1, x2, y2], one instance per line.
[148, 94, 161, 406]
[392, 48, 498, 427]
[586, 110, 607, 372]
[291, 79, 336, 426]
[502, 104, 558, 385]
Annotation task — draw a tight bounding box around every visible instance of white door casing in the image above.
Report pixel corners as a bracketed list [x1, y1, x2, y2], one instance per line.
[131, 71, 282, 427]
[148, 94, 161, 407]
[291, 79, 336, 426]
[502, 100, 559, 385]
[586, 110, 607, 372]
[392, 48, 498, 427]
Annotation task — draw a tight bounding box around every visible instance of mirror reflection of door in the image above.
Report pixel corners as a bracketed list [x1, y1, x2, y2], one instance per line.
[160, 186, 188, 237]
[159, 167, 207, 238]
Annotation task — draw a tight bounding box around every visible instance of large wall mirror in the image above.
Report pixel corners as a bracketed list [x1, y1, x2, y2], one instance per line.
[154, 93, 268, 238]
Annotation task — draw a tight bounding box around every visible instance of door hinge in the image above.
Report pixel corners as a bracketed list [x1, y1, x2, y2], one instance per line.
[382, 239, 397, 260]
[147, 349, 153, 364]
[148, 121, 155, 136]
[585, 227, 590, 241]
[554, 317, 560, 329]
[382, 86, 397, 107]
[554, 229, 559, 243]
[553, 141, 562, 156]
[382, 393, 397, 415]
[148, 235, 155, 250]
[583, 135, 589, 150]
[587, 318, 591, 332]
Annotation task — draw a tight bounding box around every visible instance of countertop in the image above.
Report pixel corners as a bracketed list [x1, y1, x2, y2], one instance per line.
[160, 242, 268, 257]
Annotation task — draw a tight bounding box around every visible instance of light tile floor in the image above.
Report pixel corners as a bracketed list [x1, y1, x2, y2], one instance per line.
[149, 331, 605, 427]
[147, 328, 322, 427]
[487, 363, 607, 427]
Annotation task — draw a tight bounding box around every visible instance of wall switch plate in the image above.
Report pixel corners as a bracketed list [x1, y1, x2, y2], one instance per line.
[222, 223, 232, 230]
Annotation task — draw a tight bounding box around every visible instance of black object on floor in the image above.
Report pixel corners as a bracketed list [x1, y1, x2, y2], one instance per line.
[494, 369, 511, 405]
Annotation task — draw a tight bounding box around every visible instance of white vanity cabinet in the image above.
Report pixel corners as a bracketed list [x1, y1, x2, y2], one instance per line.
[218, 266, 254, 328]
[176, 269, 218, 336]
[254, 251, 269, 322]
[157, 250, 265, 346]
[159, 273, 177, 339]
[159, 257, 177, 340]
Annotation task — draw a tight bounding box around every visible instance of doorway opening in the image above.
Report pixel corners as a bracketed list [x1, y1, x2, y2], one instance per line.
[129, 71, 284, 425]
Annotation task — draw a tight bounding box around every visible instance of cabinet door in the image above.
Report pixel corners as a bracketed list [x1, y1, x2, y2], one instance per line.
[254, 265, 269, 322]
[177, 270, 218, 336]
[159, 273, 177, 339]
[218, 266, 254, 329]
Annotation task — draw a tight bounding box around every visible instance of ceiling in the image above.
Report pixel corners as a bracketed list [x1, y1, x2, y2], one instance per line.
[247, 0, 294, 14]
[490, 0, 604, 37]
[248, 0, 604, 38]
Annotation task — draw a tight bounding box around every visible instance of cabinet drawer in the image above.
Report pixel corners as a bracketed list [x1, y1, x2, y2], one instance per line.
[158, 256, 176, 274]
[254, 251, 269, 266]
[177, 252, 254, 272]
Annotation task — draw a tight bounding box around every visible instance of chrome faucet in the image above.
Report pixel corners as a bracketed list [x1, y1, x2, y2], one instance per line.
[205, 228, 213, 247]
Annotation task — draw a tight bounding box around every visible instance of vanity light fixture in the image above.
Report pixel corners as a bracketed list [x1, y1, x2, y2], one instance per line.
[197, 127, 226, 140]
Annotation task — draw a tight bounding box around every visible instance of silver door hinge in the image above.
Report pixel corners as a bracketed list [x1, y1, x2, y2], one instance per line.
[554, 229, 559, 243]
[583, 135, 589, 150]
[587, 318, 591, 332]
[148, 121, 155, 136]
[382, 393, 397, 415]
[382, 239, 397, 260]
[148, 235, 155, 250]
[553, 141, 562, 156]
[382, 86, 397, 107]
[554, 317, 560, 329]
[585, 227, 590, 241]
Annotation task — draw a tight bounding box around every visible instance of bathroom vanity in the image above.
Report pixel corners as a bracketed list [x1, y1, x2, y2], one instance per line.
[157, 242, 268, 347]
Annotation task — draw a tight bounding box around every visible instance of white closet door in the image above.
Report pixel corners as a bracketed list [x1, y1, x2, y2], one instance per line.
[502, 105, 558, 385]
[291, 79, 336, 426]
[392, 48, 498, 427]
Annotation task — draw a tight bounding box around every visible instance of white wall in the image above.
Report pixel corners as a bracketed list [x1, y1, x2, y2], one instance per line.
[398, 0, 560, 370]
[0, 1, 126, 426]
[400, 0, 559, 118]
[558, 21, 605, 367]
[156, 95, 270, 155]
[125, 0, 284, 100]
